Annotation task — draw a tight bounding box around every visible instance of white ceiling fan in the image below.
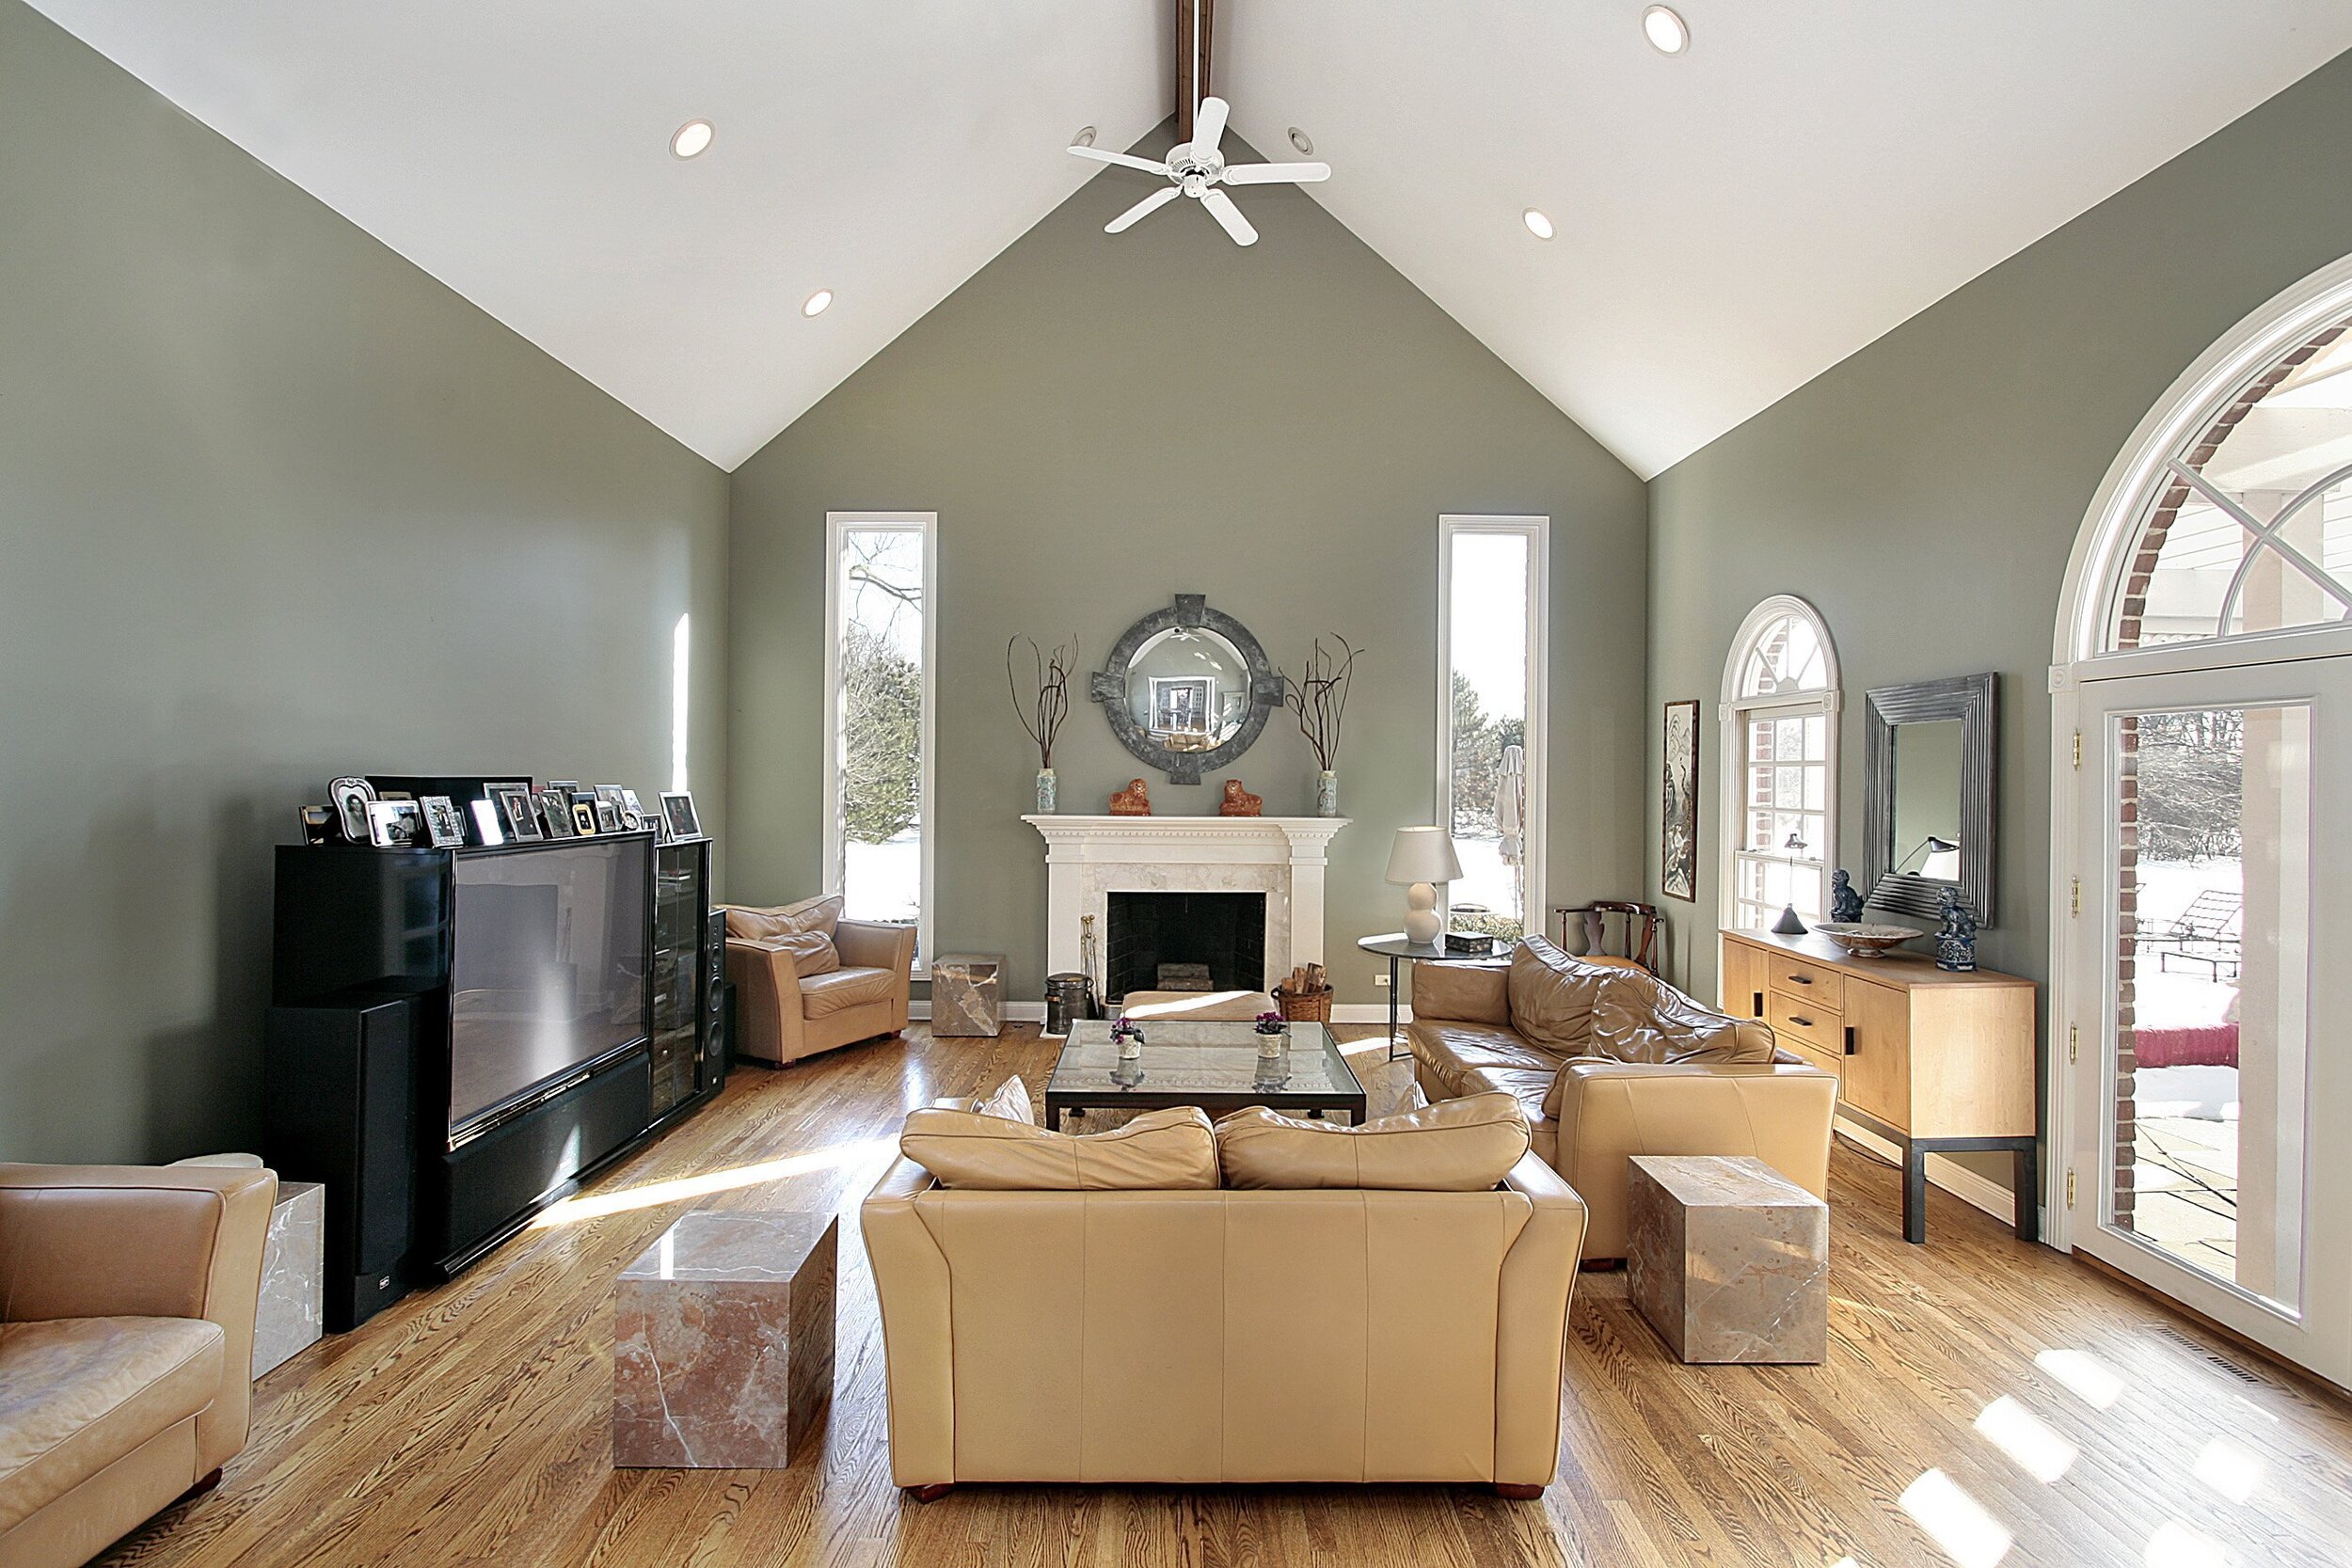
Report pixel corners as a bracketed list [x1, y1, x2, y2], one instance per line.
[1066, 0, 1328, 246]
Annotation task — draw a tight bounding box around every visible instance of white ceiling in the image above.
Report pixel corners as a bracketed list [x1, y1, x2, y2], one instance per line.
[26, 1, 2352, 475]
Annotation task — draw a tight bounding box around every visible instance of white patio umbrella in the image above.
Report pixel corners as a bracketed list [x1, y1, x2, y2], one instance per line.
[1498, 744, 1527, 925]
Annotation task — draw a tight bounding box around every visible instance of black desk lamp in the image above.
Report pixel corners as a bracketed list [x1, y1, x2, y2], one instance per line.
[1895, 834, 1960, 876]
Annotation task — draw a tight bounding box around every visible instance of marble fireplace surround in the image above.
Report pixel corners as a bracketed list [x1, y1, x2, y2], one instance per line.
[1022, 816, 1350, 993]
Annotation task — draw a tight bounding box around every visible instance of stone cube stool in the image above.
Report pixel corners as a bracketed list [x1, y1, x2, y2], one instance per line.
[614, 1210, 837, 1466]
[1627, 1154, 1829, 1364]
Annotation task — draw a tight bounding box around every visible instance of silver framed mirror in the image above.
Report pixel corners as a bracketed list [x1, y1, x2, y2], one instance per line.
[1089, 594, 1282, 784]
[1862, 672, 1997, 924]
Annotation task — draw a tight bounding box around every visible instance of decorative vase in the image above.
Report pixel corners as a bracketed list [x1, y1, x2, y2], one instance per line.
[1256, 1024, 1287, 1060]
[1035, 767, 1057, 814]
[1315, 769, 1340, 817]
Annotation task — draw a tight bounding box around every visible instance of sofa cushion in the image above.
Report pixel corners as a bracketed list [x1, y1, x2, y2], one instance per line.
[973, 1075, 1034, 1125]
[1589, 969, 1775, 1065]
[899, 1104, 1218, 1191]
[1505, 938, 1614, 1054]
[726, 897, 844, 977]
[1408, 961, 1510, 1026]
[797, 965, 897, 1018]
[0, 1316, 221, 1532]
[1408, 1020, 1567, 1100]
[1215, 1091, 1531, 1192]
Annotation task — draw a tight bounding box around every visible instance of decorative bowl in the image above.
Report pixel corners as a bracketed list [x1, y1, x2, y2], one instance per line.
[1811, 922, 1919, 958]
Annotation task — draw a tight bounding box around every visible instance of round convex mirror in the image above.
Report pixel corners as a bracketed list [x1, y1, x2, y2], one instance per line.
[1089, 594, 1281, 784]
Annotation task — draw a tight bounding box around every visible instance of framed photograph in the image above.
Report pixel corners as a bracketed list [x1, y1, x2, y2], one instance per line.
[366, 800, 427, 849]
[469, 798, 506, 847]
[329, 776, 375, 843]
[1661, 699, 1700, 902]
[421, 795, 468, 849]
[571, 800, 599, 836]
[1148, 675, 1213, 736]
[537, 790, 576, 838]
[619, 788, 646, 831]
[660, 791, 702, 840]
[299, 805, 337, 845]
[594, 799, 623, 834]
[497, 786, 544, 842]
[546, 780, 580, 797]
[595, 784, 628, 824]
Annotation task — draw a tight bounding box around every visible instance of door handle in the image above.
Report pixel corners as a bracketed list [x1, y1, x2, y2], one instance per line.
[1753, 991, 1765, 1018]
[1844, 1025, 1857, 1056]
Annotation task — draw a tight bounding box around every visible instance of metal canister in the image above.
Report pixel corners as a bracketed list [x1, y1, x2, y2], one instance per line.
[1043, 973, 1093, 1036]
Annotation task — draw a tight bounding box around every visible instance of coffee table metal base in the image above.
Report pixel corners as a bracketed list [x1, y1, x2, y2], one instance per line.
[1046, 1089, 1362, 1131]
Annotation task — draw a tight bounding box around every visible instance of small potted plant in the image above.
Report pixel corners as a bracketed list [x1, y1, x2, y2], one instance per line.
[1109, 1014, 1145, 1060]
[1253, 1008, 1288, 1060]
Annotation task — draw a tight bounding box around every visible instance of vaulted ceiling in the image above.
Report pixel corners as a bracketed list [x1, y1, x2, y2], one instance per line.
[25, 1, 2352, 475]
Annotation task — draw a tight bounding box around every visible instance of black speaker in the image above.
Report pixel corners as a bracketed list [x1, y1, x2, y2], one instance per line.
[705, 907, 730, 1083]
[263, 996, 419, 1331]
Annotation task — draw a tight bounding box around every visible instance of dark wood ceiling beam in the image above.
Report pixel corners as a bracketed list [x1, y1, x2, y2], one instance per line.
[1176, 0, 1215, 144]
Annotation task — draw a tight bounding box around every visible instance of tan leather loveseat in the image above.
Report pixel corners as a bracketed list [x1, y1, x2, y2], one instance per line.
[864, 1093, 1586, 1494]
[721, 895, 914, 1066]
[1411, 936, 1838, 1260]
[0, 1163, 274, 1568]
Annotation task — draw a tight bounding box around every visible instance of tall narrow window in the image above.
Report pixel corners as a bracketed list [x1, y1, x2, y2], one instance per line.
[1720, 595, 1840, 932]
[1438, 516, 1548, 942]
[824, 514, 934, 968]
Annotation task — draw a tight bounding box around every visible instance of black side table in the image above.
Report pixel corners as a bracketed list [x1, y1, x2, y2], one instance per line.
[1358, 933, 1453, 1061]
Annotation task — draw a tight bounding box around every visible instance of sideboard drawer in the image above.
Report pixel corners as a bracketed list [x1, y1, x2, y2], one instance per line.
[1766, 990, 1847, 1058]
[1766, 954, 1845, 1009]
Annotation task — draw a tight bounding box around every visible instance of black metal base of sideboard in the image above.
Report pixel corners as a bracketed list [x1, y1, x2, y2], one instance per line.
[1840, 1106, 2040, 1245]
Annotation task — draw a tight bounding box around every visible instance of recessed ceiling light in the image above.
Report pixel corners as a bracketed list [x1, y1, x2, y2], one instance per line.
[1073, 125, 1098, 148]
[1288, 126, 1315, 155]
[671, 119, 714, 159]
[802, 289, 834, 318]
[1643, 5, 1689, 54]
[1522, 208, 1556, 241]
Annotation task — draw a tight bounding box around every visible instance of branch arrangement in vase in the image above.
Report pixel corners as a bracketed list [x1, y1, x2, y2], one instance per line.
[1009, 634, 1078, 811]
[1282, 636, 1359, 816]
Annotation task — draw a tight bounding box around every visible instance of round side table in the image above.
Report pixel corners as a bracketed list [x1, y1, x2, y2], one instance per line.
[1358, 933, 1452, 1061]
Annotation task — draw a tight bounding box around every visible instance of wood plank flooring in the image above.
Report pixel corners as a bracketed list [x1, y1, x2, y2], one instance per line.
[103, 1025, 2352, 1567]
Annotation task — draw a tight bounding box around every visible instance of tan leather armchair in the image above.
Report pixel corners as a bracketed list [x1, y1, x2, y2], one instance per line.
[1409, 940, 1838, 1260]
[0, 1163, 275, 1568]
[723, 898, 914, 1067]
[862, 1149, 1586, 1492]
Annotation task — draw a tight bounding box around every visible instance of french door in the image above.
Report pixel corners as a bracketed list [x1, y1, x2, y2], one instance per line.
[2067, 653, 2352, 1385]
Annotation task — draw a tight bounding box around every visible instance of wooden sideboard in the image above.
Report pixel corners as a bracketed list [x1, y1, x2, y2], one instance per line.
[1720, 927, 2039, 1243]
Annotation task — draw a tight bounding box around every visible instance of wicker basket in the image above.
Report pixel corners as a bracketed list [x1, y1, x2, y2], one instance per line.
[1272, 985, 1333, 1024]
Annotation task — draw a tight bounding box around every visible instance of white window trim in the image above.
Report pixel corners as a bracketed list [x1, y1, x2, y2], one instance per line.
[822, 511, 937, 975]
[1718, 594, 1842, 936]
[1436, 515, 1549, 937]
[2046, 250, 2352, 1253]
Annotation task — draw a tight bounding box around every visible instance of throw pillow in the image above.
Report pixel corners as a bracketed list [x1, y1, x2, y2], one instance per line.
[1214, 1090, 1531, 1192]
[973, 1074, 1034, 1125]
[1505, 936, 1612, 1054]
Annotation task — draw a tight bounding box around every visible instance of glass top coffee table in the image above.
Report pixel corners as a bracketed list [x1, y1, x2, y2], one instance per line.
[1044, 1019, 1367, 1131]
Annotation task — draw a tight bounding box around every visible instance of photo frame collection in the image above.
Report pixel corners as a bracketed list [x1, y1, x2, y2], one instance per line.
[301, 778, 706, 851]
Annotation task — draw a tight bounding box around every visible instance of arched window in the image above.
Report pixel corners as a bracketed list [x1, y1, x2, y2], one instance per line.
[1720, 595, 1841, 933]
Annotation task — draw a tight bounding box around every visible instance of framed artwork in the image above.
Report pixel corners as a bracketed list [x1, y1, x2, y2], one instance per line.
[1661, 699, 1700, 902]
[421, 795, 468, 849]
[497, 787, 544, 842]
[660, 791, 702, 840]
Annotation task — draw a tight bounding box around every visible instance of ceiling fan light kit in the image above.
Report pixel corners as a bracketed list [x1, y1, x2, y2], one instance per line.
[1068, 95, 1329, 247]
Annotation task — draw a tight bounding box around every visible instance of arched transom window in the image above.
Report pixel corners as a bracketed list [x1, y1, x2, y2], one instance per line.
[2106, 316, 2352, 651]
[1721, 596, 1841, 933]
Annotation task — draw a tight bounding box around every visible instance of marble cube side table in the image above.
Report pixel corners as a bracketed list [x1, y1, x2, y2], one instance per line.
[930, 953, 1004, 1037]
[614, 1209, 837, 1467]
[1627, 1155, 1828, 1365]
[169, 1154, 323, 1378]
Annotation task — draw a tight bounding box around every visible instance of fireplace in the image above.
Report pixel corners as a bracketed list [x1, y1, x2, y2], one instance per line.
[1105, 892, 1266, 1002]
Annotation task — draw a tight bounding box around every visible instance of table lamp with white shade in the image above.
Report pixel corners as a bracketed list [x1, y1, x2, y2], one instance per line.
[1386, 826, 1463, 946]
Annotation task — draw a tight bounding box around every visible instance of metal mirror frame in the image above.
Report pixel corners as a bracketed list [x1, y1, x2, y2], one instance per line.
[1861, 671, 1998, 925]
[1089, 594, 1283, 784]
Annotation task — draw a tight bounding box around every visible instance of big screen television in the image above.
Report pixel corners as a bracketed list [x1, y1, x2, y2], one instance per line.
[447, 839, 647, 1140]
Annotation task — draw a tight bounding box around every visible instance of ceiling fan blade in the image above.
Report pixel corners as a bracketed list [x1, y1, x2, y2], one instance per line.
[1104, 186, 1181, 234]
[1069, 145, 1170, 175]
[1200, 187, 1257, 246]
[1221, 161, 1331, 186]
[1191, 95, 1229, 158]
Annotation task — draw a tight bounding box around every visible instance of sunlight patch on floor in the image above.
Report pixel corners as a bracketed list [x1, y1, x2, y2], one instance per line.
[530, 1137, 898, 1225]
[1973, 1396, 2078, 1483]
[1899, 1469, 2011, 1568]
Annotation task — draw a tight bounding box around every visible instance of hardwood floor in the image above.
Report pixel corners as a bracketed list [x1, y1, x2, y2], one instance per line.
[105, 1025, 2352, 1568]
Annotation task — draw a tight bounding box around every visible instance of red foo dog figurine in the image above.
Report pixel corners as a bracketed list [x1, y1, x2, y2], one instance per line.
[1109, 778, 1152, 816]
[1217, 779, 1263, 816]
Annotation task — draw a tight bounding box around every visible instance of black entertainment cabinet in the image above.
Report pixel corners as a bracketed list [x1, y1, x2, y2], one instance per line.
[265, 831, 723, 1329]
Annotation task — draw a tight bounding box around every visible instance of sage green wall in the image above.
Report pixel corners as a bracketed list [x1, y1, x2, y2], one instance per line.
[1646, 51, 2352, 1186]
[0, 0, 730, 1164]
[729, 126, 1647, 1003]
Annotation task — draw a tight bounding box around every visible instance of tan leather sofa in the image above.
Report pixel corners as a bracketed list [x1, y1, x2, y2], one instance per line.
[722, 895, 914, 1066]
[1410, 936, 1838, 1260]
[0, 1163, 274, 1568]
[864, 1104, 1586, 1493]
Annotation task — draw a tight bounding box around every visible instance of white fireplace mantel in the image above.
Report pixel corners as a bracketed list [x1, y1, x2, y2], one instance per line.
[1022, 816, 1350, 986]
